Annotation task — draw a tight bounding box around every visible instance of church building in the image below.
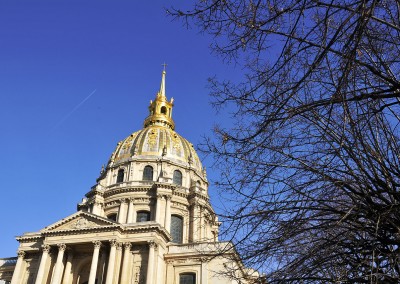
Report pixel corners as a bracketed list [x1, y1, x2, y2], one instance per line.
[0, 70, 259, 284]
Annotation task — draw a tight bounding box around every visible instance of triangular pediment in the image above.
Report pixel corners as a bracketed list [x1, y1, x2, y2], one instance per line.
[42, 211, 116, 232]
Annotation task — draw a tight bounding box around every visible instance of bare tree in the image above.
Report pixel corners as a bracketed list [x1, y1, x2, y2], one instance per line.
[169, 0, 400, 283]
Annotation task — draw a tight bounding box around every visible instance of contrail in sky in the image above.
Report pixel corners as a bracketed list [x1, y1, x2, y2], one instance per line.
[53, 89, 97, 130]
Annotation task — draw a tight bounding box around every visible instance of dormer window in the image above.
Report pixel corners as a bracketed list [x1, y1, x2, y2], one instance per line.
[136, 211, 151, 222]
[173, 170, 182, 186]
[107, 213, 117, 222]
[117, 169, 124, 183]
[143, 166, 153, 181]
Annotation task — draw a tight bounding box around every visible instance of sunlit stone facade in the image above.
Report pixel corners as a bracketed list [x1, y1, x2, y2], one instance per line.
[0, 70, 257, 284]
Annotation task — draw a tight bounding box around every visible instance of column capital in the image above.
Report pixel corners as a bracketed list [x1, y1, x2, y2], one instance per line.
[57, 243, 67, 251]
[116, 242, 123, 251]
[17, 250, 25, 259]
[156, 193, 166, 199]
[147, 241, 158, 249]
[109, 239, 118, 247]
[41, 244, 51, 252]
[165, 195, 172, 201]
[123, 242, 132, 250]
[129, 197, 135, 203]
[93, 240, 102, 249]
[119, 198, 128, 204]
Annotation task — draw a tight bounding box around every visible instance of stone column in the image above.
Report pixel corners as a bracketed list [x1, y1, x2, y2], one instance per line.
[10, 250, 26, 284]
[164, 195, 172, 231]
[146, 241, 157, 284]
[51, 244, 66, 284]
[119, 243, 132, 283]
[126, 198, 135, 223]
[88, 241, 101, 284]
[105, 240, 117, 284]
[118, 199, 128, 223]
[35, 245, 51, 284]
[61, 250, 73, 284]
[113, 243, 123, 283]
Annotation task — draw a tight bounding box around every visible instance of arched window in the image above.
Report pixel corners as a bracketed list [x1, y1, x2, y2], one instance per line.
[160, 106, 167, 114]
[179, 273, 196, 284]
[136, 211, 150, 222]
[107, 213, 117, 222]
[143, 166, 153, 181]
[117, 169, 124, 183]
[173, 170, 182, 186]
[170, 215, 183, 243]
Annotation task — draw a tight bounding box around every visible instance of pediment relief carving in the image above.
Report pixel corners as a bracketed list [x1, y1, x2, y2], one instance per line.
[42, 213, 115, 232]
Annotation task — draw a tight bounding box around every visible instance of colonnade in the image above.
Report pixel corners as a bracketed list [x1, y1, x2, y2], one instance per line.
[11, 240, 159, 284]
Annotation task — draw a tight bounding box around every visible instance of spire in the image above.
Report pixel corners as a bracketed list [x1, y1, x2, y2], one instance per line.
[143, 67, 175, 130]
[158, 63, 167, 98]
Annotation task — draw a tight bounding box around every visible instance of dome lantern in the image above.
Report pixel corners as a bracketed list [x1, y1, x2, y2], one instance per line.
[143, 68, 175, 130]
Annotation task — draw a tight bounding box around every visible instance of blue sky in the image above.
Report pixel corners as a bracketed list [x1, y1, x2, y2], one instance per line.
[0, 1, 240, 257]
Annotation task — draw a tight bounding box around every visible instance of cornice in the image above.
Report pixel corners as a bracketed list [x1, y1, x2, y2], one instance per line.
[42, 225, 121, 237]
[85, 188, 104, 198]
[104, 186, 153, 198]
[16, 234, 43, 242]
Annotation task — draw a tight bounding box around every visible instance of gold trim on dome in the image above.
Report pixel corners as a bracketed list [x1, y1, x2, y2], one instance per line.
[148, 129, 158, 147]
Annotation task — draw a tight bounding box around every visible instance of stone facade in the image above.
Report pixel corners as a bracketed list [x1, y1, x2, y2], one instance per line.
[0, 70, 259, 284]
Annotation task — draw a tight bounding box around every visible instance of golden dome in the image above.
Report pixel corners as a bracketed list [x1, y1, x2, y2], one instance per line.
[109, 69, 204, 173]
[111, 126, 203, 171]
